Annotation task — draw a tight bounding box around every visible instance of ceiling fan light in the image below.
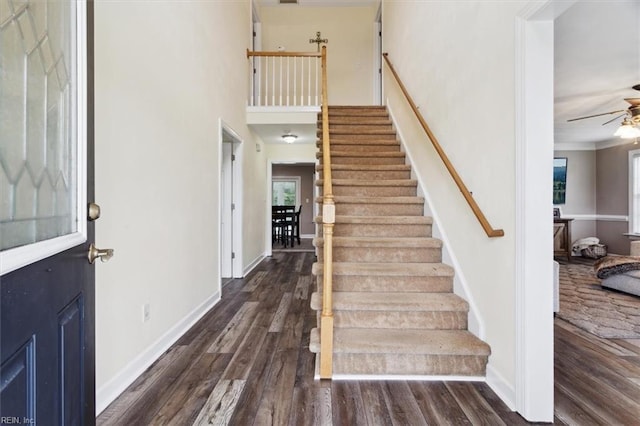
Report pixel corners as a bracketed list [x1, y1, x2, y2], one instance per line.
[614, 122, 640, 139]
[282, 134, 297, 144]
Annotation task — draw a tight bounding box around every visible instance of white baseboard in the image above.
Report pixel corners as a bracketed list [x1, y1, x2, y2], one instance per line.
[243, 254, 265, 277]
[95, 292, 221, 416]
[563, 214, 628, 222]
[486, 363, 516, 411]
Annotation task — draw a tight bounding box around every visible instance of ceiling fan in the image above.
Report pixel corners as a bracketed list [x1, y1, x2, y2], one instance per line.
[567, 84, 640, 139]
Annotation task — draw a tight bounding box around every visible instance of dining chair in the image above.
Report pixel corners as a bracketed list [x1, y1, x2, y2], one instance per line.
[293, 205, 302, 245]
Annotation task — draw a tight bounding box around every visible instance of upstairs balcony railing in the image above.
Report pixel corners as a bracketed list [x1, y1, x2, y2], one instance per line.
[246, 50, 322, 107]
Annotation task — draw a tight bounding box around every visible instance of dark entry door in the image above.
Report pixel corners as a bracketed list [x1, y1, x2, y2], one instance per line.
[1, 1, 96, 424]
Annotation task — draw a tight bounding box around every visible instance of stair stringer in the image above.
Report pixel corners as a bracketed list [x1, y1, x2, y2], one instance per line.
[386, 102, 484, 340]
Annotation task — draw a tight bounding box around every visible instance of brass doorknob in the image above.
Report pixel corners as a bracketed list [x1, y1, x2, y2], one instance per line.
[88, 243, 114, 264]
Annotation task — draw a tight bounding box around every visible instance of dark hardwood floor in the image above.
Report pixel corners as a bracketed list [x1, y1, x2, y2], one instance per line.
[97, 252, 640, 425]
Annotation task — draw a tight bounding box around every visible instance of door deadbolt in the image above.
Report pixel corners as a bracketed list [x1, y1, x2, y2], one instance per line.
[88, 203, 101, 221]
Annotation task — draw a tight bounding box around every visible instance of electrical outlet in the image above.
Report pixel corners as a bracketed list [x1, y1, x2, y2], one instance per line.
[143, 303, 150, 322]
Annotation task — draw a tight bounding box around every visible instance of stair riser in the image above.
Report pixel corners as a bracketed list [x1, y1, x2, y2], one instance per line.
[323, 138, 399, 145]
[317, 247, 441, 263]
[322, 109, 388, 114]
[330, 203, 424, 216]
[329, 186, 417, 197]
[325, 110, 388, 116]
[320, 132, 398, 141]
[320, 118, 391, 125]
[324, 124, 394, 132]
[318, 144, 401, 153]
[315, 276, 453, 293]
[322, 156, 406, 166]
[330, 354, 488, 376]
[329, 170, 412, 180]
[317, 114, 390, 123]
[328, 311, 467, 330]
[318, 223, 432, 238]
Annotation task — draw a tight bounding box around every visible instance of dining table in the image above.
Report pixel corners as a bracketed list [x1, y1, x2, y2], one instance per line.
[272, 205, 297, 247]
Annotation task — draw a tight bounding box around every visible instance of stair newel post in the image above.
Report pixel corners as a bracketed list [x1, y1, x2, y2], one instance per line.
[320, 201, 334, 378]
[320, 45, 334, 378]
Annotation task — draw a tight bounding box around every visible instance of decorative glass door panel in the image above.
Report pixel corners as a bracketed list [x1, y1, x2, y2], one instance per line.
[1, 0, 84, 274]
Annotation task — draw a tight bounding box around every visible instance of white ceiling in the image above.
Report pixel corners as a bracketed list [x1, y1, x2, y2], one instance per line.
[554, 1, 640, 148]
[258, 0, 378, 6]
[250, 123, 318, 145]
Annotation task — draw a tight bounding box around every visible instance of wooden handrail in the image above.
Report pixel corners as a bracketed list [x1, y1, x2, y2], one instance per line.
[246, 49, 322, 58]
[319, 46, 334, 378]
[382, 53, 504, 238]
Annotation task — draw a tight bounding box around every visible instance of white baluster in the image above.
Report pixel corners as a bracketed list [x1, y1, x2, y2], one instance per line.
[315, 57, 319, 106]
[308, 56, 311, 106]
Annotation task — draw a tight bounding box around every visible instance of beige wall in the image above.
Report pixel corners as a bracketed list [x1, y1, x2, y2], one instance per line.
[383, 0, 528, 398]
[554, 150, 597, 243]
[94, 0, 265, 410]
[597, 144, 632, 215]
[596, 143, 637, 254]
[552, 145, 636, 255]
[258, 5, 378, 105]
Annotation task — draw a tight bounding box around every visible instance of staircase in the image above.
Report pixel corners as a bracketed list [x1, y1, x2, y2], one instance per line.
[309, 105, 491, 378]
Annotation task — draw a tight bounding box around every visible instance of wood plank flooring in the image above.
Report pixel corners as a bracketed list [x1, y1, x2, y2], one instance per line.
[97, 252, 640, 425]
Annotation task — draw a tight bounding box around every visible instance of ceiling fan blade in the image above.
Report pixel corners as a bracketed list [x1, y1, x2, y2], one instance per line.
[601, 113, 627, 126]
[567, 109, 627, 122]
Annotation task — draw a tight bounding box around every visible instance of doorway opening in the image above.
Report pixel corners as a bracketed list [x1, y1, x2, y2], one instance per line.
[220, 123, 242, 282]
[374, 3, 382, 105]
[267, 163, 316, 255]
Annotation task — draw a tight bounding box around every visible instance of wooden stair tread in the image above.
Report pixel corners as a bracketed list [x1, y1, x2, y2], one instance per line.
[316, 195, 424, 204]
[316, 139, 400, 146]
[312, 262, 454, 277]
[316, 179, 417, 187]
[315, 215, 433, 225]
[323, 120, 393, 126]
[314, 236, 441, 248]
[317, 164, 411, 171]
[325, 106, 388, 113]
[310, 292, 468, 312]
[316, 151, 405, 158]
[318, 130, 396, 135]
[310, 328, 490, 356]
[320, 120, 393, 126]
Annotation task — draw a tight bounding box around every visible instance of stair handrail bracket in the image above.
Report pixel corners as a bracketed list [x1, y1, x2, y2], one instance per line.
[319, 46, 335, 379]
[382, 53, 504, 238]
